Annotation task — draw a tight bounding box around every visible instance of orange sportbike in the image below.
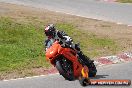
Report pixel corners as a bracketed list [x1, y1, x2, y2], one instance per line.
[45, 40, 97, 82]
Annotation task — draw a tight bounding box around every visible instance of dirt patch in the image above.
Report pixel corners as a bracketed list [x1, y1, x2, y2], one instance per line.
[32, 67, 58, 75]
[0, 67, 58, 80]
[0, 2, 132, 79]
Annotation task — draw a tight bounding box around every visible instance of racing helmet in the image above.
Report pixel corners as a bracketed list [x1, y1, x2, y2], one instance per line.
[45, 24, 56, 37]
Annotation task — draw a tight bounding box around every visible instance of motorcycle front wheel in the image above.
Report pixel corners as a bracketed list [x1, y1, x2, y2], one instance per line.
[56, 60, 74, 81]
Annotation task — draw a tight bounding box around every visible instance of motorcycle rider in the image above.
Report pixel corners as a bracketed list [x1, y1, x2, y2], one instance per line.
[44, 24, 91, 67]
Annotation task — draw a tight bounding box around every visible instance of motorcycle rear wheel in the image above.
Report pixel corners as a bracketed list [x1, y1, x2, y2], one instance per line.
[78, 55, 97, 77]
[56, 60, 74, 81]
[89, 61, 97, 77]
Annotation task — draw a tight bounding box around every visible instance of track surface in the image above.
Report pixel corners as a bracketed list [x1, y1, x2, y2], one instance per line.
[0, 0, 132, 25]
[0, 62, 131, 88]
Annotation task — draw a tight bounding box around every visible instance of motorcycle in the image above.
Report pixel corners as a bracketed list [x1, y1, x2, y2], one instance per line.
[45, 39, 97, 85]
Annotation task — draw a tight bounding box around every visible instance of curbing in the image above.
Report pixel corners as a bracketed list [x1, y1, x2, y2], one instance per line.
[99, 0, 117, 2]
[95, 52, 132, 66]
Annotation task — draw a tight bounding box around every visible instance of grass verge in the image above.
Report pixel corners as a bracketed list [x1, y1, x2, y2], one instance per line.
[117, 0, 132, 3]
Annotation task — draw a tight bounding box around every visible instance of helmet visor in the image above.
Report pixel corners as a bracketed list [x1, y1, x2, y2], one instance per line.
[45, 31, 53, 36]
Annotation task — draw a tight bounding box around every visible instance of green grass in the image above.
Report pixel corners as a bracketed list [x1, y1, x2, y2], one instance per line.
[56, 23, 119, 57]
[0, 17, 50, 73]
[117, 0, 132, 3]
[0, 17, 120, 76]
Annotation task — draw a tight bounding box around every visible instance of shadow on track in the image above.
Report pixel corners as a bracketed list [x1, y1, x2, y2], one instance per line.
[90, 75, 109, 79]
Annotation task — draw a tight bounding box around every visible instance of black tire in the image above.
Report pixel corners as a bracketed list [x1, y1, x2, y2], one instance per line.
[56, 60, 74, 81]
[79, 54, 97, 77]
[89, 61, 97, 77]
